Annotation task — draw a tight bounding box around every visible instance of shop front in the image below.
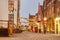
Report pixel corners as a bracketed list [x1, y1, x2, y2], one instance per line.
[55, 17, 60, 34]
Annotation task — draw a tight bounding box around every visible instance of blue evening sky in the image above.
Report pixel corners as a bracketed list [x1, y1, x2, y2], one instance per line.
[20, 0, 43, 23]
[20, 0, 43, 18]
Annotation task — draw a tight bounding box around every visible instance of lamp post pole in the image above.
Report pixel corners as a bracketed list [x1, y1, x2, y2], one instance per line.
[44, 17, 47, 34]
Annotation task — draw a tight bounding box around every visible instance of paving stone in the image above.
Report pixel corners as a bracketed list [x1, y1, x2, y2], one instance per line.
[0, 31, 60, 40]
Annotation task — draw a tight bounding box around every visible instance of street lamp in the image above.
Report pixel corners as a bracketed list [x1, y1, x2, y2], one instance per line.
[43, 17, 47, 34]
[44, 17, 47, 21]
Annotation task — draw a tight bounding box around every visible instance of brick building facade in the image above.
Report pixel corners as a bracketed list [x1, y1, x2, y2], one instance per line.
[37, 3, 43, 33]
[43, 0, 60, 34]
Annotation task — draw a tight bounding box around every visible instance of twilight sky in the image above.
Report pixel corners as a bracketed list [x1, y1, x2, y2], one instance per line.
[20, 0, 43, 18]
[20, 0, 43, 24]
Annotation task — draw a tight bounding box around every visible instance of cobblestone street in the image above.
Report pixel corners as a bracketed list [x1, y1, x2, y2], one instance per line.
[0, 31, 60, 40]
